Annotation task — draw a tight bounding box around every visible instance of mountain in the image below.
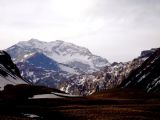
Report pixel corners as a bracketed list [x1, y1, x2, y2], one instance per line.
[120, 48, 160, 93]
[6, 38, 158, 95]
[16, 52, 78, 88]
[6, 39, 109, 88]
[7, 39, 109, 73]
[24, 52, 60, 71]
[139, 48, 157, 59]
[0, 50, 27, 90]
[59, 48, 156, 95]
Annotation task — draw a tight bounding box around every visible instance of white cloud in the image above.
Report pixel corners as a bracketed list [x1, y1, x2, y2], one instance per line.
[0, 0, 160, 62]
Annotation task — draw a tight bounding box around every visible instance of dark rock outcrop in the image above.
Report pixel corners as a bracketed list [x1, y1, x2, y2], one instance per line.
[120, 48, 160, 93]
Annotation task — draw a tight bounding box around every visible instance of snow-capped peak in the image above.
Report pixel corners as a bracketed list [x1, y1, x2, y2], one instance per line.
[8, 39, 109, 73]
[17, 39, 92, 56]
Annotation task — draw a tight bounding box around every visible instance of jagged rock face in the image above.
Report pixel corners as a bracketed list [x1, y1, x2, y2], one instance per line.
[0, 51, 26, 90]
[59, 60, 144, 95]
[0, 51, 21, 77]
[120, 48, 160, 93]
[140, 48, 157, 58]
[59, 48, 157, 95]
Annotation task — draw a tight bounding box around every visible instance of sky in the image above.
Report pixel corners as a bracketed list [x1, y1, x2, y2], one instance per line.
[0, 0, 160, 62]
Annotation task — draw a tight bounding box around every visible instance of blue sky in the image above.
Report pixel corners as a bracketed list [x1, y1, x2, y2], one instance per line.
[0, 0, 160, 62]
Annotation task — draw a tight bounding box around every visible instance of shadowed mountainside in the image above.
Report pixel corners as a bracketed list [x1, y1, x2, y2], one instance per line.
[120, 48, 160, 92]
[0, 51, 27, 90]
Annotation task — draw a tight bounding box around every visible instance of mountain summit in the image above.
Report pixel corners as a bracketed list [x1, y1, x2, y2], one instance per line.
[7, 39, 109, 73]
[6, 39, 109, 88]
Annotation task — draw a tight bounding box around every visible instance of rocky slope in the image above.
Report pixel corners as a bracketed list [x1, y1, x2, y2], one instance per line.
[0, 50, 27, 90]
[59, 48, 157, 95]
[120, 48, 160, 93]
[16, 52, 78, 88]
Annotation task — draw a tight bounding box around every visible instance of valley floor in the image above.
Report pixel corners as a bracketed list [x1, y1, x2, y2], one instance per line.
[0, 91, 160, 120]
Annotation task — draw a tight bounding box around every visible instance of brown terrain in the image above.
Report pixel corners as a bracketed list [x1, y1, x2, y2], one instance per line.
[0, 85, 160, 120]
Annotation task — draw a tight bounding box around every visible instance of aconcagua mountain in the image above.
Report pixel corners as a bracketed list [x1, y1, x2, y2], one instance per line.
[7, 39, 109, 72]
[6, 39, 109, 88]
[0, 51, 27, 90]
[6, 38, 158, 95]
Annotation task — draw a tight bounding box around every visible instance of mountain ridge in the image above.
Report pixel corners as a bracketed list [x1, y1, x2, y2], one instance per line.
[59, 48, 158, 95]
[0, 50, 27, 90]
[6, 39, 160, 95]
[7, 39, 109, 73]
[120, 48, 160, 93]
[6, 39, 109, 88]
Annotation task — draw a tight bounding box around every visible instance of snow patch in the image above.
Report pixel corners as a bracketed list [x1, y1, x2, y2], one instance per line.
[30, 94, 62, 99]
[22, 113, 40, 118]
